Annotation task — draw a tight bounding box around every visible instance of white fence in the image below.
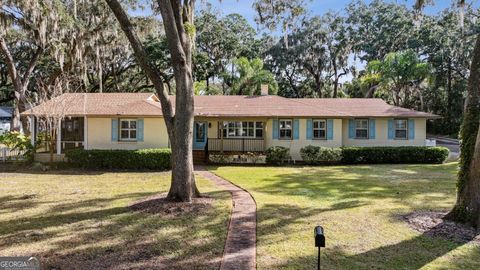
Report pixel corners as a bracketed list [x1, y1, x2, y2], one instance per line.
[0, 147, 27, 162]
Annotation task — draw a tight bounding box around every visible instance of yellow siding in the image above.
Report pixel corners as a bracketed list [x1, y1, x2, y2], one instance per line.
[265, 118, 343, 160]
[341, 118, 426, 147]
[87, 117, 169, 150]
[85, 116, 428, 160]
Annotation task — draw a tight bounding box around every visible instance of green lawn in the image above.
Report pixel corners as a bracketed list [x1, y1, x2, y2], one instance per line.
[210, 163, 480, 270]
[0, 170, 230, 269]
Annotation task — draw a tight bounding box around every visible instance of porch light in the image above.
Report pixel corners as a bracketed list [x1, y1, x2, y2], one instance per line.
[314, 225, 325, 270]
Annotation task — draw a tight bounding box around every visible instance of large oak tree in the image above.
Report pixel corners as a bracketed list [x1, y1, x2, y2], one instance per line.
[105, 0, 304, 202]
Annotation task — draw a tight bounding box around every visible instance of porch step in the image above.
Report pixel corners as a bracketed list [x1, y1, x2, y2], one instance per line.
[193, 150, 207, 164]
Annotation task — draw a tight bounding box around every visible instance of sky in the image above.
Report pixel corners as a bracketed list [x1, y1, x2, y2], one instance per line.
[131, 0, 479, 82]
[134, 0, 480, 28]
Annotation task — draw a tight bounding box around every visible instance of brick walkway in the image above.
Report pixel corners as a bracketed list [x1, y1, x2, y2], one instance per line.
[195, 166, 256, 270]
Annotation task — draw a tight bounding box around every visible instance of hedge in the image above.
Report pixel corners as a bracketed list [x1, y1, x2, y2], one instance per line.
[65, 148, 171, 170]
[266, 146, 290, 165]
[300, 146, 342, 165]
[340, 146, 449, 164]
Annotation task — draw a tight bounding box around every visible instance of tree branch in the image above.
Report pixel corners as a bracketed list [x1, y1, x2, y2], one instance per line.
[22, 46, 43, 90]
[105, 0, 174, 131]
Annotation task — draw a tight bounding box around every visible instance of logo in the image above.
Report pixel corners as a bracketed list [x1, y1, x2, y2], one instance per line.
[0, 257, 40, 270]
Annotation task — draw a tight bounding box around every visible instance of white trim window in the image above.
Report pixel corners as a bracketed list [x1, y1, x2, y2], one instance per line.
[279, 119, 292, 139]
[394, 119, 408, 139]
[220, 121, 264, 138]
[313, 119, 327, 139]
[255, 122, 264, 138]
[355, 119, 369, 139]
[120, 119, 137, 141]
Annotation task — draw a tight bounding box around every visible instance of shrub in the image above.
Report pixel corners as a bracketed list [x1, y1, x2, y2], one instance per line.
[340, 146, 449, 164]
[265, 146, 290, 165]
[300, 146, 342, 165]
[0, 131, 35, 162]
[65, 148, 171, 170]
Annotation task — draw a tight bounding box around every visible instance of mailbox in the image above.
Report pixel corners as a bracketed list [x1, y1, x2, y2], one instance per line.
[314, 226, 325, 247]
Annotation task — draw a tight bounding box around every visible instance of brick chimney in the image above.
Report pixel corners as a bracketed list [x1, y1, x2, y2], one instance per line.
[260, 84, 269, 96]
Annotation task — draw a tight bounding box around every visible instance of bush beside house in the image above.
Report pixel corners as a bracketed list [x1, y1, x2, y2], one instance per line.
[265, 146, 290, 165]
[300, 146, 343, 165]
[66, 149, 171, 170]
[341, 146, 449, 164]
[298, 145, 449, 165]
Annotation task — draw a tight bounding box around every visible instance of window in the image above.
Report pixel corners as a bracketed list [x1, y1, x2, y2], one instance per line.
[355, 119, 369, 139]
[313, 120, 327, 139]
[255, 122, 264, 138]
[218, 121, 264, 138]
[394, 119, 408, 139]
[120, 119, 137, 141]
[279, 119, 292, 139]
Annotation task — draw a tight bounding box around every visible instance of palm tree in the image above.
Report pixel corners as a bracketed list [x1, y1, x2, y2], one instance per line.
[230, 57, 278, 95]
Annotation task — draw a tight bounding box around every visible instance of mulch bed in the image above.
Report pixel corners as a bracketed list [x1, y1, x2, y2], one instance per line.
[128, 193, 214, 216]
[404, 210, 480, 244]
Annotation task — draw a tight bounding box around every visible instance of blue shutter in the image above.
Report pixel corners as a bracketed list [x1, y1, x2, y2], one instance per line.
[293, 119, 300, 140]
[348, 119, 355, 139]
[137, 119, 144, 142]
[408, 119, 415, 140]
[272, 119, 279, 139]
[388, 119, 394, 140]
[111, 119, 118, 142]
[369, 119, 376, 139]
[306, 119, 313, 140]
[327, 119, 334, 140]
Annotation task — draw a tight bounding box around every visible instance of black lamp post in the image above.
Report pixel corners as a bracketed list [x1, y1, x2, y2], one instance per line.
[314, 226, 325, 270]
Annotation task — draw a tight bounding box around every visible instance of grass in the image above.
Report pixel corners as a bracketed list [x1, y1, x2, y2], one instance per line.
[209, 162, 480, 270]
[0, 170, 231, 269]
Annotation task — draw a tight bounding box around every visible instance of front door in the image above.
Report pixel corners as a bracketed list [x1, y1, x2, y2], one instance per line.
[193, 121, 207, 150]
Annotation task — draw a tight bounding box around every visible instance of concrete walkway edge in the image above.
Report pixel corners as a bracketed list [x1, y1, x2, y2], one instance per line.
[196, 166, 256, 270]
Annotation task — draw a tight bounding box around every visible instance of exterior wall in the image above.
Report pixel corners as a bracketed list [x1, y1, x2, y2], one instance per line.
[266, 118, 343, 160]
[86, 117, 169, 150]
[84, 116, 428, 160]
[341, 118, 426, 147]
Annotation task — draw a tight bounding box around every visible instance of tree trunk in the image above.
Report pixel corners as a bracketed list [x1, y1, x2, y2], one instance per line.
[333, 77, 339, 98]
[106, 0, 200, 202]
[446, 34, 480, 228]
[314, 75, 322, 98]
[332, 61, 338, 98]
[0, 35, 42, 132]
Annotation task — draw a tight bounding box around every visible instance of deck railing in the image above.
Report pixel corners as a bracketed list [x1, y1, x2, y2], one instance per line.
[208, 138, 265, 153]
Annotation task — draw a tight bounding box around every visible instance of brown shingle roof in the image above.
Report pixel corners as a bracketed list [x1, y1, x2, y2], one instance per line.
[22, 93, 440, 118]
[23, 93, 162, 117]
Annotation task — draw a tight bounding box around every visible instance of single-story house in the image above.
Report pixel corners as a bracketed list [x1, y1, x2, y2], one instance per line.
[0, 106, 12, 134]
[22, 92, 439, 162]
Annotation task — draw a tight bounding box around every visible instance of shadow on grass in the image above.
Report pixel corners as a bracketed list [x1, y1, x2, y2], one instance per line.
[228, 164, 457, 209]
[273, 226, 468, 269]
[256, 203, 474, 269]
[210, 163, 470, 269]
[0, 189, 230, 270]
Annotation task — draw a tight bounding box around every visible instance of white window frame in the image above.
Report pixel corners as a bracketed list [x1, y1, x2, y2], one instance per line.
[394, 119, 408, 140]
[313, 119, 327, 140]
[279, 119, 293, 140]
[219, 121, 264, 139]
[355, 119, 369, 139]
[119, 119, 137, 141]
